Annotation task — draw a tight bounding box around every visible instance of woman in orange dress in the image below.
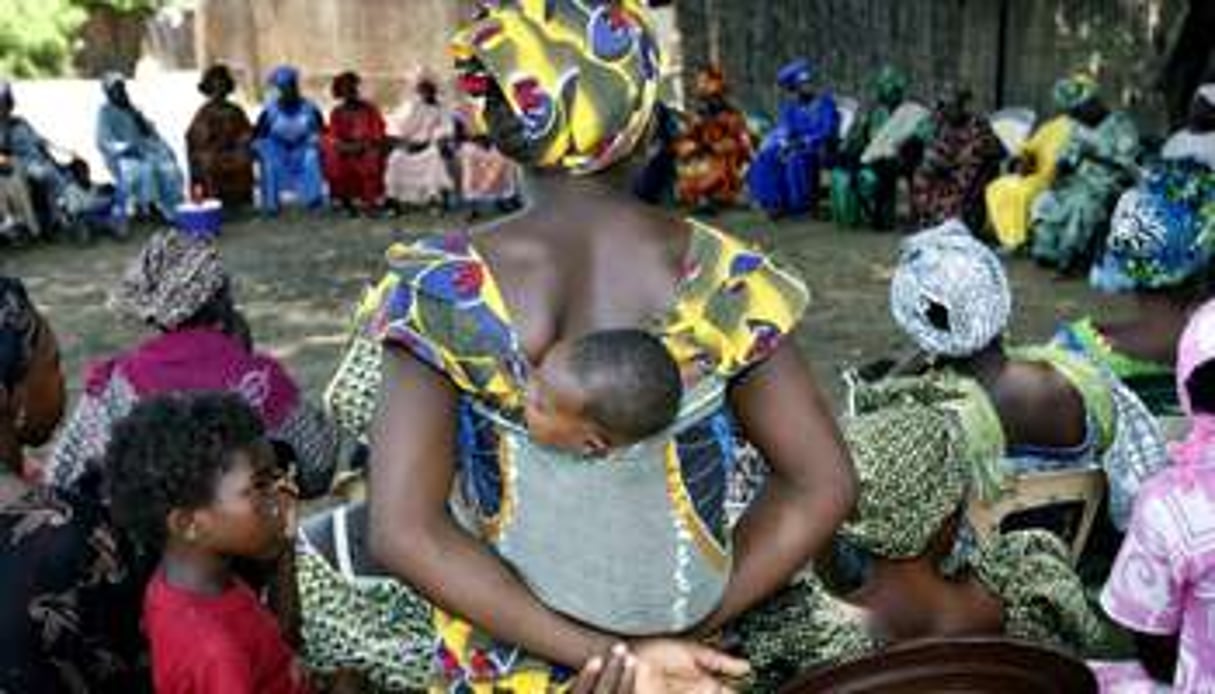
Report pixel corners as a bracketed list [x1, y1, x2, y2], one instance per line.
[674, 66, 754, 211]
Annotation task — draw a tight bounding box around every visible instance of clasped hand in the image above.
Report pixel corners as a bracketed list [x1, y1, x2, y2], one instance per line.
[572, 639, 750, 694]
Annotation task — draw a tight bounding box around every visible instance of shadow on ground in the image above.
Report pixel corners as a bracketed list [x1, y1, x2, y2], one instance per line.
[0, 208, 1131, 412]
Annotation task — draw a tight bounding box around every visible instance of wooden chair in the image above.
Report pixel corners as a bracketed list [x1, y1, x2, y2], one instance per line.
[965, 467, 1106, 564]
[782, 637, 1097, 693]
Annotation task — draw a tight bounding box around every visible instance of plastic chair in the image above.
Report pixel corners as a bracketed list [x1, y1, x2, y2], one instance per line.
[965, 467, 1106, 564]
[782, 637, 1097, 693]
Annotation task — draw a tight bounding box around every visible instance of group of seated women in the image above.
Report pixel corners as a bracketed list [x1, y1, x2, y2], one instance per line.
[4, 2, 1215, 693]
[0, 62, 522, 248]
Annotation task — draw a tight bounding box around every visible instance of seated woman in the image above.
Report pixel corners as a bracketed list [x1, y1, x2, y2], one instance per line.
[186, 63, 255, 209]
[48, 231, 340, 499]
[831, 65, 927, 230]
[747, 59, 840, 219]
[985, 91, 1077, 252]
[325, 71, 387, 214]
[357, 2, 855, 690]
[909, 86, 1004, 230]
[1054, 90, 1215, 419]
[887, 221, 1165, 528]
[253, 66, 326, 215]
[1030, 75, 1140, 273]
[736, 395, 1121, 691]
[1094, 298, 1215, 692]
[96, 73, 185, 221]
[383, 70, 455, 212]
[674, 66, 754, 212]
[0, 276, 146, 691]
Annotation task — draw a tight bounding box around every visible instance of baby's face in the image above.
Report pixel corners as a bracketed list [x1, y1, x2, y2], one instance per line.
[524, 344, 600, 454]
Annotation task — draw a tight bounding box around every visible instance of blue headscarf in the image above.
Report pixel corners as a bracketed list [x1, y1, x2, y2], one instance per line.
[777, 59, 814, 91]
[1091, 159, 1215, 292]
[267, 65, 300, 91]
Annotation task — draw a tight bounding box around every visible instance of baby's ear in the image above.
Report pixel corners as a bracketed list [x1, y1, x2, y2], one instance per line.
[582, 430, 612, 458]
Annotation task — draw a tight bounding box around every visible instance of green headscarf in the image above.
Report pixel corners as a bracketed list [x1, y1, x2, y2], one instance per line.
[839, 401, 967, 559]
[1053, 73, 1100, 112]
[872, 65, 909, 106]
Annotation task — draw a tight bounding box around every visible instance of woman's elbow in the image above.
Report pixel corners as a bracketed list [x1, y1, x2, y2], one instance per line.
[367, 505, 440, 580]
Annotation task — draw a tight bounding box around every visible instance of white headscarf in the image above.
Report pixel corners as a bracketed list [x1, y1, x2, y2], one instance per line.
[890, 220, 1012, 358]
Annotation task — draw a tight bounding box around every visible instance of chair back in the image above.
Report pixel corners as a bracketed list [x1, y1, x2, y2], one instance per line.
[965, 467, 1106, 563]
[781, 636, 1097, 693]
[837, 96, 860, 141]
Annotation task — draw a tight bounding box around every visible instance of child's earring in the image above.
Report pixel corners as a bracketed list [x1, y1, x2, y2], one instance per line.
[185, 523, 199, 543]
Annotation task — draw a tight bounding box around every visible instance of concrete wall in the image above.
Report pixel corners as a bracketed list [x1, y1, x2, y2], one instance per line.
[196, 0, 478, 108]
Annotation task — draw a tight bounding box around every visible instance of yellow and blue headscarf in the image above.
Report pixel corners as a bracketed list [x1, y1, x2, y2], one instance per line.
[451, 0, 662, 175]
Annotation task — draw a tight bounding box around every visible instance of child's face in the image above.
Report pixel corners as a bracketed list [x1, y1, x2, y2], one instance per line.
[193, 441, 291, 561]
[524, 344, 606, 455]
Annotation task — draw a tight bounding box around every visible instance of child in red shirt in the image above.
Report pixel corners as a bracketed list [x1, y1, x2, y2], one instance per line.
[107, 391, 309, 694]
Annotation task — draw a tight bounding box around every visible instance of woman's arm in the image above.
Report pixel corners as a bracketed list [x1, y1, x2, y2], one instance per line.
[699, 341, 856, 633]
[367, 347, 618, 668]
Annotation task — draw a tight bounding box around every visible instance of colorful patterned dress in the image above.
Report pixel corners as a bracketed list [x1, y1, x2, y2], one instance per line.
[1030, 112, 1140, 270]
[301, 220, 810, 691]
[674, 106, 754, 208]
[910, 110, 1004, 230]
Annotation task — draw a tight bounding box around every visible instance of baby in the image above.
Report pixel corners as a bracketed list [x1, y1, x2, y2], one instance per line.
[524, 328, 684, 456]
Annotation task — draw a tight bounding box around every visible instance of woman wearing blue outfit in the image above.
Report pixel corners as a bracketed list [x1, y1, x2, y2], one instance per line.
[253, 66, 326, 214]
[747, 59, 840, 218]
[96, 73, 184, 221]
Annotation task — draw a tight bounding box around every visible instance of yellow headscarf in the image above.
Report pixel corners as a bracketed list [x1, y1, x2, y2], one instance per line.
[451, 0, 661, 175]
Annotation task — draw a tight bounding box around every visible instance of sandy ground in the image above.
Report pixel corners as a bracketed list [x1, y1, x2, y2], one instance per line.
[0, 207, 1131, 414]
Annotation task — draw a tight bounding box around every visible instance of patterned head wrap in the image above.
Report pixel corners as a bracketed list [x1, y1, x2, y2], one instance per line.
[199, 64, 237, 99]
[268, 65, 300, 90]
[839, 402, 966, 558]
[110, 231, 229, 330]
[890, 220, 1012, 358]
[1171, 299, 1215, 468]
[0, 276, 39, 389]
[451, 0, 662, 176]
[872, 65, 908, 105]
[1090, 164, 1215, 293]
[1053, 73, 1100, 111]
[777, 59, 814, 91]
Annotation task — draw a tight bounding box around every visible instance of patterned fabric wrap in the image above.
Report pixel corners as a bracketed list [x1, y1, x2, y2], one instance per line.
[1091, 158, 1215, 292]
[450, 0, 661, 176]
[838, 400, 968, 558]
[890, 220, 1012, 358]
[109, 230, 227, 329]
[1053, 73, 1100, 111]
[972, 529, 1121, 654]
[365, 220, 808, 686]
[295, 532, 435, 691]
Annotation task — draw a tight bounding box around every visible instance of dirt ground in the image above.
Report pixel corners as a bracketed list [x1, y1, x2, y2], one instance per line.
[0, 208, 1131, 413]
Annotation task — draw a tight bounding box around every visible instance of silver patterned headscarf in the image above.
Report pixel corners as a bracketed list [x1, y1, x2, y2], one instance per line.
[110, 231, 228, 330]
[890, 220, 1012, 358]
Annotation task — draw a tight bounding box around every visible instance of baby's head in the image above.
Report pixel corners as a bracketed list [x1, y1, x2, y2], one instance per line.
[107, 391, 290, 562]
[525, 329, 683, 456]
